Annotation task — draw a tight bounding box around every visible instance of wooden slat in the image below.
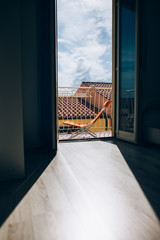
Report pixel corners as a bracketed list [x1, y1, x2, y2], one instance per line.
[0, 141, 160, 240]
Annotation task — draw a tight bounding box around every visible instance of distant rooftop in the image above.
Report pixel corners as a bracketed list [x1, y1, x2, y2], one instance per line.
[82, 81, 112, 87]
[58, 96, 96, 119]
[58, 82, 112, 119]
[81, 82, 112, 100]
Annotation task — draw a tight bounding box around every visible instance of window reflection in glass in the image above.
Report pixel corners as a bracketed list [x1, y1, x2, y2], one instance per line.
[119, 0, 136, 133]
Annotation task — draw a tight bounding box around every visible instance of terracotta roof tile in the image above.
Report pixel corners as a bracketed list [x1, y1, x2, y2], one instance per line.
[81, 82, 112, 100]
[58, 97, 96, 119]
[58, 82, 112, 119]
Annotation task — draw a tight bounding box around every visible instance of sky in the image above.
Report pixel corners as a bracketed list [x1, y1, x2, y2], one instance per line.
[57, 0, 112, 87]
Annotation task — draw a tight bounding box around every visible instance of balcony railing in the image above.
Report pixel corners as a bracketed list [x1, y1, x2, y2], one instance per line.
[58, 86, 112, 140]
[119, 89, 135, 132]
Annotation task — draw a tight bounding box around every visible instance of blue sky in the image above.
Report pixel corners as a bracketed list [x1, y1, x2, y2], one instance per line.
[57, 0, 112, 87]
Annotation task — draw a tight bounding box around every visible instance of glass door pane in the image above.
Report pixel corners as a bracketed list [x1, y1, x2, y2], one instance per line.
[117, 0, 138, 141]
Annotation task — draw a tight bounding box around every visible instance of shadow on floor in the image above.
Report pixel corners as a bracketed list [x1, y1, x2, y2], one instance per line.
[103, 139, 160, 220]
[0, 149, 56, 227]
[1, 139, 159, 227]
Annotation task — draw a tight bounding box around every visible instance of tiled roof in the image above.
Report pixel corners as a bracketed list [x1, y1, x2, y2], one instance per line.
[81, 82, 112, 100]
[58, 97, 96, 119]
[58, 82, 112, 119]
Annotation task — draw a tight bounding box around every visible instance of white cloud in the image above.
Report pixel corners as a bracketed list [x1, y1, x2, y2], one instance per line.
[57, 0, 112, 87]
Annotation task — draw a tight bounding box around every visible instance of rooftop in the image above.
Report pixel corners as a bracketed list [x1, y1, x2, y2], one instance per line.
[58, 96, 96, 119]
[58, 82, 112, 119]
[81, 82, 112, 100]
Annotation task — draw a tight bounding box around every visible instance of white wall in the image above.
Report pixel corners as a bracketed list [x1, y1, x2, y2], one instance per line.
[21, 0, 57, 150]
[0, 0, 24, 180]
[0, 0, 57, 181]
[21, 0, 42, 148]
[140, 0, 160, 144]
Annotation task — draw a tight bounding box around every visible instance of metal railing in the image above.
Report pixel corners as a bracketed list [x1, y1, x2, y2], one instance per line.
[58, 86, 112, 140]
[119, 89, 135, 132]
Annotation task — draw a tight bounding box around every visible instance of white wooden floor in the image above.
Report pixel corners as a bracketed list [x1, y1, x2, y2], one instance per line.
[0, 141, 160, 240]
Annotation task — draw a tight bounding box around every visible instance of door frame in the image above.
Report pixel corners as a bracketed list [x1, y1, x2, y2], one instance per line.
[112, 0, 116, 138]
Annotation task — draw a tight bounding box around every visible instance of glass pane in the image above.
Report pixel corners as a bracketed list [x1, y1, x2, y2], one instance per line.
[119, 0, 136, 133]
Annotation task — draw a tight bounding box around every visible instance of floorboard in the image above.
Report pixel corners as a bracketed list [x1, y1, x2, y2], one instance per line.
[0, 141, 160, 240]
[0, 149, 56, 227]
